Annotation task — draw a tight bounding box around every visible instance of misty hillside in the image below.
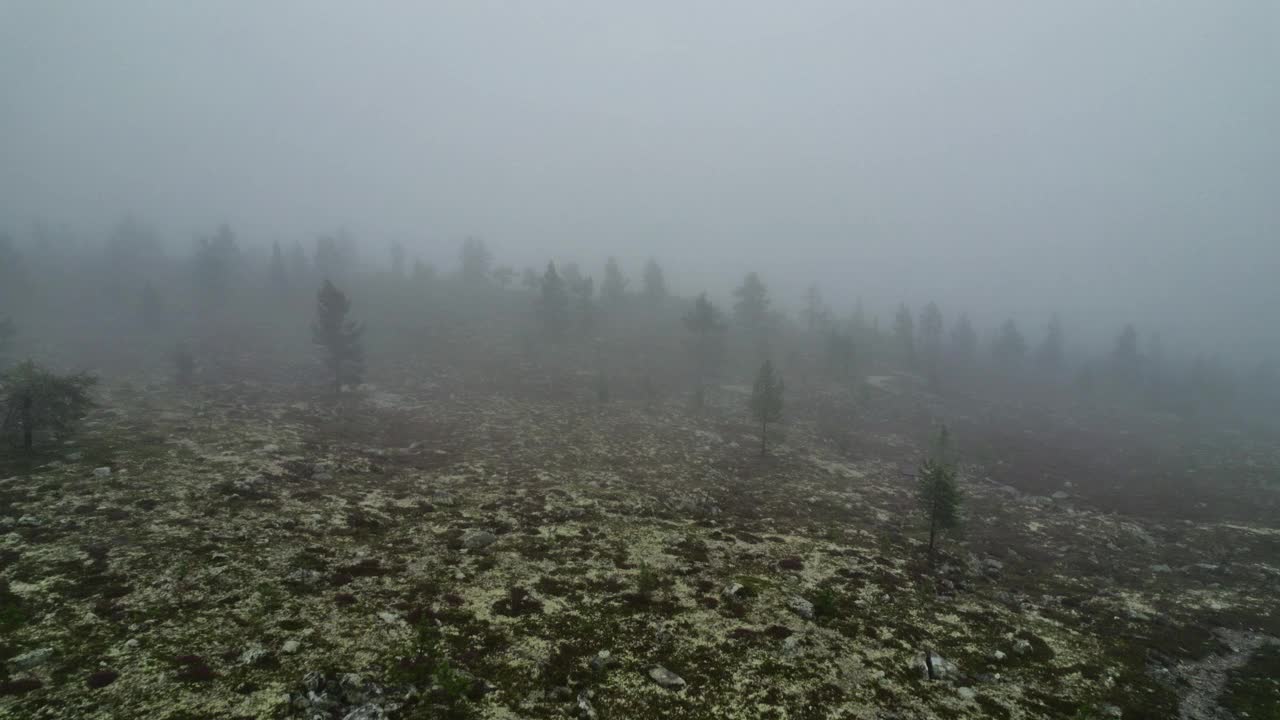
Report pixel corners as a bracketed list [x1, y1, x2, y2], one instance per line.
[2, 3, 1279, 720]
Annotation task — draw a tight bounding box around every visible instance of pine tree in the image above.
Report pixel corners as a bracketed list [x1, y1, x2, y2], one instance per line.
[601, 257, 628, 306]
[749, 359, 784, 456]
[992, 319, 1028, 367]
[916, 425, 960, 566]
[893, 303, 916, 365]
[642, 259, 667, 304]
[1, 361, 96, 451]
[194, 224, 240, 303]
[538, 262, 570, 340]
[733, 272, 770, 332]
[684, 293, 726, 406]
[312, 280, 364, 394]
[802, 285, 828, 332]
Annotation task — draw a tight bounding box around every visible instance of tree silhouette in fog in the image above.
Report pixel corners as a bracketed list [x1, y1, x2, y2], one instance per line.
[642, 259, 667, 304]
[684, 292, 726, 408]
[312, 280, 364, 394]
[538, 262, 570, 340]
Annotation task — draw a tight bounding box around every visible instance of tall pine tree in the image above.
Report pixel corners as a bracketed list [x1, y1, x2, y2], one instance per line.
[916, 425, 960, 566]
[312, 280, 364, 394]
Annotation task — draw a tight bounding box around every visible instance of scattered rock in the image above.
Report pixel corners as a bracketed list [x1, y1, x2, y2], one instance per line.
[912, 651, 957, 680]
[782, 634, 803, 656]
[86, 669, 119, 689]
[239, 645, 271, 667]
[11, 647, 53, 670]
[648, 666, 686, 689]
[589, 650, 612, 674]
[777, 556, 805, 571]
[282, 640, 301, 654]
[787, 596, 815, 620]
[342, 704, 386, 720]
[957, 686, 976, 701]
[93, 467, 112, 478]
[462, 530, 497, 551]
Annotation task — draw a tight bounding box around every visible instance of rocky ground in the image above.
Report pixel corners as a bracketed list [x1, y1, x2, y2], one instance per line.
[1, 372, 1278, 719]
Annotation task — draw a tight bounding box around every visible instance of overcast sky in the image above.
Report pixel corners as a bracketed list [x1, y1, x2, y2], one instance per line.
[2, 2, 1277, 356]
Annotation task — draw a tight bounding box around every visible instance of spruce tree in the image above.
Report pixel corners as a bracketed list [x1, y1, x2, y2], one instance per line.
[749, 359, 784, 456]
[733, 272, 770, 332]
[194, 224, 240, 303]
[802, 285, 828, 332]
[893, 303, 916, 366]
[916, 425, 960, 566]
[642, 259, 667, 304]
[601, 257, 628, 306]
[1, 361, 96, 451]
[538, 262, 570, 340]
[312, 280, 364, 394]
[684, 293, 726, 406]
[992, 319, 1028, 367]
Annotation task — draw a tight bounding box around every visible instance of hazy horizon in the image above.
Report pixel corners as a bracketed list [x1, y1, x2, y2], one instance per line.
[2, 2, 1277, 358]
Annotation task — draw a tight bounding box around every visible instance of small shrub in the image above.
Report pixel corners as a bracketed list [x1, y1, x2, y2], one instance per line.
[637, 562, 661, 598]
[812, 586, 839, 620]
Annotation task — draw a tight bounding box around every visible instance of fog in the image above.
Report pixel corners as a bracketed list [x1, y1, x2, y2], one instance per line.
[4, 5, 1280, 716]
[3, 2, 1278, 358]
